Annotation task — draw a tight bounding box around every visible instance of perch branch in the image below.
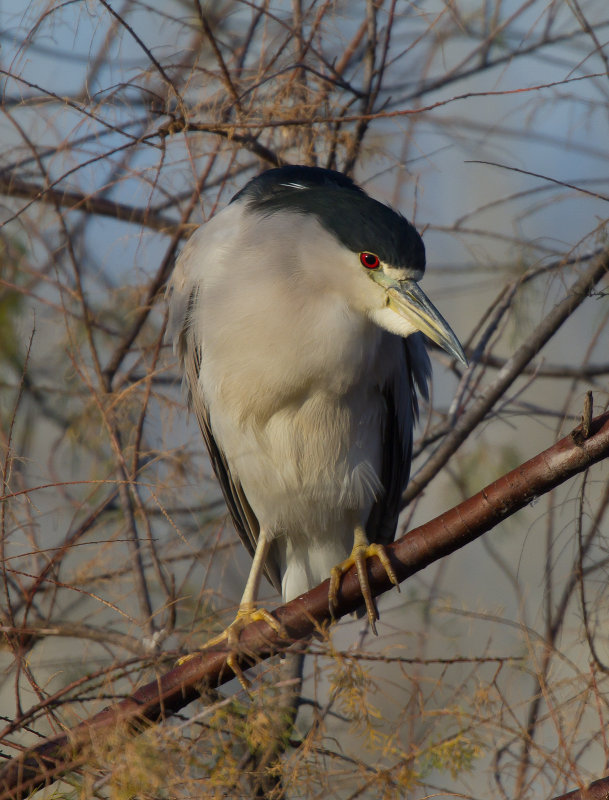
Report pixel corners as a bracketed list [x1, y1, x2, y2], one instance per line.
[1, 412, 609, 800]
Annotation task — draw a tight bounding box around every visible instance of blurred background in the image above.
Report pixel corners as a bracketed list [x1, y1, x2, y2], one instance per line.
[1, 1, 609, 797]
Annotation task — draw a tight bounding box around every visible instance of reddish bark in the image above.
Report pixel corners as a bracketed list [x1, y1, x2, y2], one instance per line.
[1, 411, 609, 800]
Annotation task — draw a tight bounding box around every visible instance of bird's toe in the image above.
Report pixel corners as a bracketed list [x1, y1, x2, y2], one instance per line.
[328, 537, 399, 635]
[177, 604, 284, 689]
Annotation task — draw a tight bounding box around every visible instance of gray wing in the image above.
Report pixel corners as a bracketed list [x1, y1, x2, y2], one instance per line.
[366, 332, 430, 546]
[169, 284, 282, 595]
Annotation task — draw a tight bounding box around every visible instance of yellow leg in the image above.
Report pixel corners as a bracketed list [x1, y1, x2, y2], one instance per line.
[328, 525, 399, 635]
[178, 529, 284, 688]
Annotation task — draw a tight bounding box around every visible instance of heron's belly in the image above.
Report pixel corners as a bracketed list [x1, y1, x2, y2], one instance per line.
[210, 387, 384, 556]
[234, 390, 381, 513]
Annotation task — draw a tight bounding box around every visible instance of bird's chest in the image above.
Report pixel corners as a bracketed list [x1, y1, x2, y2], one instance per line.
[217, 387, 384, 534]
[199, 300, 390, 532]
[202, 286, 388, 417]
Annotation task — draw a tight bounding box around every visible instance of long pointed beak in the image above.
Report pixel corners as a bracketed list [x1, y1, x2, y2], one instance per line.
[387, 280, 467, 365]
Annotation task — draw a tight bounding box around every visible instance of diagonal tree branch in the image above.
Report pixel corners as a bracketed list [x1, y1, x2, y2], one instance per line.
[550, 775, 609, 800]
[403, 246, 609, 504]
[1, 411, 609, 800]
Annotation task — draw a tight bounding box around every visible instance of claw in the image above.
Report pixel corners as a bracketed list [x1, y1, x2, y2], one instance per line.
[329, 526, 399, 634]
[177, 604, 284, 689]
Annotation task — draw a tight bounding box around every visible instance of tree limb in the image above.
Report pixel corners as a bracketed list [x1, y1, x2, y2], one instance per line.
[550, 774, 609, 800]
[1, 411, 609, 800]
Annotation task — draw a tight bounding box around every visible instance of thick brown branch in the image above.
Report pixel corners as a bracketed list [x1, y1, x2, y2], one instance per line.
[1, 411, 609, 800]
[550, 775, 609, 800]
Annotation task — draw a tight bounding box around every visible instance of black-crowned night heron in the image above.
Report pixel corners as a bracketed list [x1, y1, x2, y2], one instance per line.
[168, 165, 466, 663]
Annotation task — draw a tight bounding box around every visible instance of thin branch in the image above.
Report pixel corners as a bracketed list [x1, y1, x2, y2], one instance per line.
[473, 353, 609, 380]
[466, 160, 609, 204]
[0, 174, 180, 234]
[97, 0, 182, 105]
[159, 73, 609, 131]
[196, 6, 242, 113]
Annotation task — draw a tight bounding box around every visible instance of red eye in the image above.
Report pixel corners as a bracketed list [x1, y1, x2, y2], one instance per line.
[360, 252, 380, 269]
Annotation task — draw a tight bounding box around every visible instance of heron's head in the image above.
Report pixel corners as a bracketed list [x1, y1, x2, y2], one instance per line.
[233, 165, 467, 366]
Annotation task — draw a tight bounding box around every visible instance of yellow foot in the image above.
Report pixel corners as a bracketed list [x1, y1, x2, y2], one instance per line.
[177, 605, 284, 688]
[329, 532, 399, 635]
